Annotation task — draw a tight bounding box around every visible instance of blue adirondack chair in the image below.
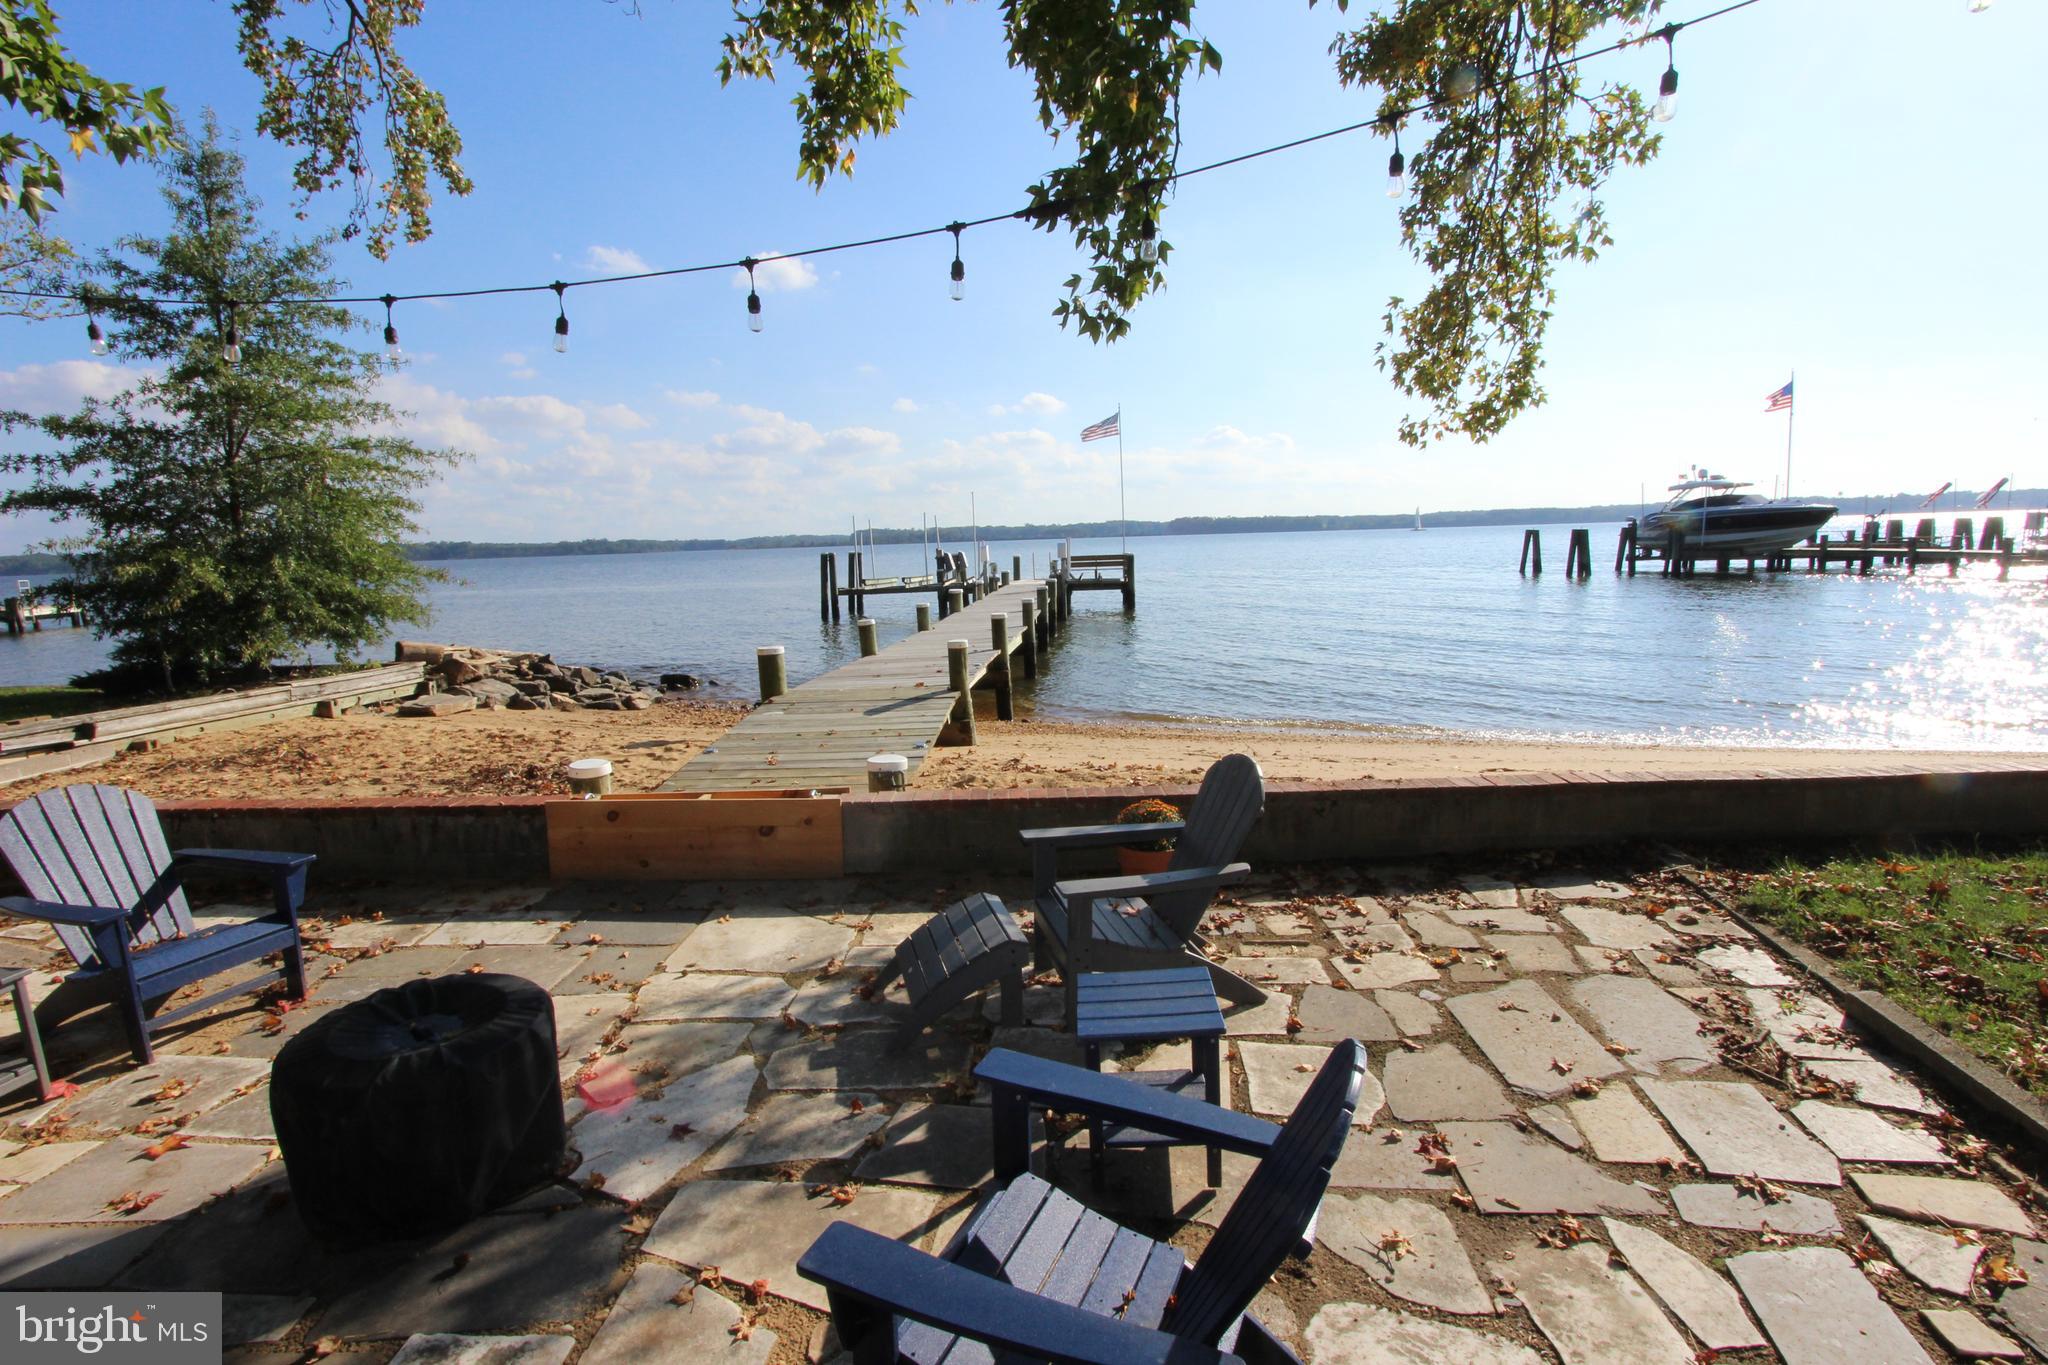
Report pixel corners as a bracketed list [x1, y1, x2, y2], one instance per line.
[798, 1039, 1366, 1365]
[1027, 754, 1267, 1025]
[0, 784, 313, 1067]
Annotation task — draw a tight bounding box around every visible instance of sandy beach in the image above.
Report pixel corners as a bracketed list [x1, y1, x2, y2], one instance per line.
[0, 697, 2010, 803]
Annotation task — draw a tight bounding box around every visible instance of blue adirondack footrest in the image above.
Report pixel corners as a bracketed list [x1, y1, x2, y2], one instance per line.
[872, 891, 1030, 1049]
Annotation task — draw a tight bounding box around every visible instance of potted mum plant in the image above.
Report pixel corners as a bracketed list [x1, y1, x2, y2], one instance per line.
[1113, 797, 1183, 876]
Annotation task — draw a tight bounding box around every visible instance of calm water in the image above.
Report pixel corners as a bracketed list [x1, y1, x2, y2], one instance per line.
[3, 520, 2043, 751]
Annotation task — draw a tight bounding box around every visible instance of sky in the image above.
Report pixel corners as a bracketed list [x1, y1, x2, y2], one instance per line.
[0, 0, 2041, 550]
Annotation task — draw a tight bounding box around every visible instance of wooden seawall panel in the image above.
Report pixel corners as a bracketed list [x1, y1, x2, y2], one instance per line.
[546, 790, 844, 879]
[659, 579, 1047, 793]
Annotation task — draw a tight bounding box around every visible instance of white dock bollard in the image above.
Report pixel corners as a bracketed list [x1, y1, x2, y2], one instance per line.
[866, 753, 909, 792]
[565, 757, 613, 798]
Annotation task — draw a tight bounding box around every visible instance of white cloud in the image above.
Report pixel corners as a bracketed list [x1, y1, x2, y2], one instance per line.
[593, 403, 651, 431]
[891, 397, 919, 414]
[0, 359, 143, 412]
[988, 391, 1067, 417]
[663, 388, 720, 408]
[583, 244, 652, 274]
[733, 252, 819, 292]
[497, 351, 538, 380]
[471, 393, 589, 436]
[716, 403, 824, 455]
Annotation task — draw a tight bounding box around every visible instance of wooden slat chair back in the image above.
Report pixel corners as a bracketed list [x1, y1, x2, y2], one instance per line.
[1169, 1039, 1364, 1344]
[0, 785, 193, 967]
[1149, 753, 1265, 938]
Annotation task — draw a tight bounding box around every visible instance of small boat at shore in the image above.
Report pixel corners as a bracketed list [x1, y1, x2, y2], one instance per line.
[1638, 470, 1837, 556]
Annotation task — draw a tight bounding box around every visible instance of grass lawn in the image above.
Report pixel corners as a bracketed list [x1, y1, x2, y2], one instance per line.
[0, 684, 107, 726]
[1738, 848, 2048, 1097]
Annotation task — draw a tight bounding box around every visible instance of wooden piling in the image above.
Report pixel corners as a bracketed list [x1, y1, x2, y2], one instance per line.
[947, 587, 965, 617]
[2000, 537, 2015, 581]
[1012, 555, 1022, 581]
[819, 552, 832, 622]
[990, 614, 1013, 721]
[1914, 517, 1937, 544]
[849, 551, 864, 617]
[756, 645, 787, 702]
[1565, 528, 1591, 578]
[1122, 557, 1136, 610]
[916, 602, 932, 632]
[1814, 534, 1828, 572]
[945, 639, 977, 746]
[827, 553, 840, 622]
[1034, 586, 1051, 644]
[1906, 538, 1919, 575]
[1952, 517, 1973, 550]
[1614, 523, 1636, 574]
[857, 618, 878, 657]
[1981, 516, 2005, 551]
[1020, 600, 1038, 678]
[1520, 529, 1543, 575]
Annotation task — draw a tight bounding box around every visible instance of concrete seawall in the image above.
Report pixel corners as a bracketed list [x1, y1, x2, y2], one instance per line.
[121, 759, 2048, 882]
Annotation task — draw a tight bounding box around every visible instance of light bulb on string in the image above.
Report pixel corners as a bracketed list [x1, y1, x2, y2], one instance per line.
[1386, 126, 1407, 199]
[86, 315, 108, 356]
[223, 305, 242, 364]
[1138, 217, 1159, 263]
[381, 294, 401, 361]
[744, 259, 763, 333]
[947, 223, 965, 301]
[551, 282, 569, 353]
[1654, 29, 1680, 122]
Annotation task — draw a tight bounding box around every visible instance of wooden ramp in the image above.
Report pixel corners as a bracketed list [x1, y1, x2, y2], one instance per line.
[659, 579, 1047, 793]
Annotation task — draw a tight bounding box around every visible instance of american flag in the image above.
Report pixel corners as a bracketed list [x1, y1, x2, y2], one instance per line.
[1763, 380, 1794, 413]
[1080, 411, 1120, 442]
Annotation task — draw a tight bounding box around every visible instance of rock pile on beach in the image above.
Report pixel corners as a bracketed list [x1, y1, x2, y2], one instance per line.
[390, 642, 665, 716]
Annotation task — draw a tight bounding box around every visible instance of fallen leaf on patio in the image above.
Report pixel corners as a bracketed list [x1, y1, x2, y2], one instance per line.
[1758, 1227, 1792, 1246]
[669, 1123, 695, 1141]
[669, 1284, 696, 1305]
[106, 1190, 162, 1216]
[807, 1182, 859, 1206]
[139, 1134, 190, 1160]
[1114, 1287, 1138, 1317]
[746, 1277, 770, 1303]
[1378, 1229, 1413, 1261]
[584, 933, 605, 945]
[151, 1078, 194, 1103]
[431, 1252, 470, 1283]
[1603, 1043, 1634, 1056]
[698, 1264, 724, 1288]
[465, 963, 484, 974]
[1733, 1172, 1787, 1204]
[1449, 1191, 1475, 1210]
[1570, 1078, 1602, 1098]
[1981, 1254, 2030, 1286]
[44, 1080, 81, 1100]
[1549, 1057, 1574, 1075]
[717, 914, 733, 924]
[729, 1318, 754, 1341]
[306, 1336, 341, 1359]
[1294, 1063, 1313, 1073]
[847, 1098, 865, 1113]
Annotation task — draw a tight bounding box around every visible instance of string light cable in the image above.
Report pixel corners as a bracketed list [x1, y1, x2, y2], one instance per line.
[2, 0, 1793, 340]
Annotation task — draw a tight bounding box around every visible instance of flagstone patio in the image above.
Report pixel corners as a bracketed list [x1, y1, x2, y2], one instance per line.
[0, 858, 2042, 1364]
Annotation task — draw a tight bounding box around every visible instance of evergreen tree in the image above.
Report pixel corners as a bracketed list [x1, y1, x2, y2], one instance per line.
[0, 116, 460, 692]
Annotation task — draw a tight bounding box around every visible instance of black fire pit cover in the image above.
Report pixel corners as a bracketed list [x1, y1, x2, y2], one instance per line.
[271, 972, 567, 1241]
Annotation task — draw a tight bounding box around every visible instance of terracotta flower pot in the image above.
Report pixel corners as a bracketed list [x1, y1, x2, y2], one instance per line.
[1117, 846, 1174, 876]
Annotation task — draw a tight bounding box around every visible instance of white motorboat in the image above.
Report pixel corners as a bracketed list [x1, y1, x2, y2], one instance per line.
[1637, 469, 1837, 556]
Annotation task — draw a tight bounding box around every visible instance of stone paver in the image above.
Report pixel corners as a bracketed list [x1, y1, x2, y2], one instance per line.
[387, 1336, 575, 1365]
[1792, 1102, 1951, 1165]
[1238, 1042, 1384, 1122]
[1601, 1218, 1766, 1350]
[704, 1092, 888, 1172]
[1559, 905, 1678, 951]
[663, 913, 855, 974]
[1436, 1122, 1661, 1216]
[1802, 1059, 1941, 1116]
[223, 1292, 314, 1345]
[1567, 1084, 1686, 1165]
[1403, 912, 1481, 949]
[1444, 907, 1552, 933]
[1304, 1302, 1542, 1365]
[1444, 980, 1625, 1098]
[1317, 1192, 1494, 1315]
[643, 1180, 937, 1312]
[1375, 991, 1440, 1036]
[558, 912, 701, 948]
[1726, 1246, 1935, 1365]
[317, 1205, 629, 1338]
[43, 1055, 270, 1130]
[1670, 1182, 1842, 1235]
[1567, 975, 1713, 1073]
[612, 1022, 754, 1088]
[571, 1056, 758, 1202]
[1331, 953, 1438, 990]
[1848, 1172, 2038, 1235]
[0, 1222, 169, 1288]
[182, 1089, 276, 1141]
[853, 1103, 994, 1190]
[1524, 1104, 1582, 1151]
[785, 977, 897, 1028]
[1483, 933, 1581, 975]
[1330, 1129, 1462, 1192]
[1696, 944, 1796, 986]
[1500, 1242, 1693, 1365]
[764, 1030, 968, 1092]
[418, 916, 570, 947]
[0, 1140, 100, 1186]
[1533, 877, 1631, 901]
[1859, 1213, 1984, 1296]
[1382, 1044, 1514, 1121]
[1637, 1078, 1842, 1186]
[1746, 988, 1868, 1061]
[1220, 955, 1332, 987]
[1627, 948, 1704, 985]
[1997, 1239, 2048, 1359]
[635, 972, 794, 1021]
[1293, 984, 1400, 1043]
[581, 1263, 776, 1365]
[1920, 1309, 2025, 1360]
[0, 1138, 270, 1224]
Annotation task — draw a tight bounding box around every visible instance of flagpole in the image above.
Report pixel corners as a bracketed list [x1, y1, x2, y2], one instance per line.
[1117, 403, 1127, 555]
[1783, 371, 1795, 500]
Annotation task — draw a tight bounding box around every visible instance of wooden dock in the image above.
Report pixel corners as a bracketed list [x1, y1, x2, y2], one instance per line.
[661, 576, 1064, 793]
[1518, 517, 2046, 581]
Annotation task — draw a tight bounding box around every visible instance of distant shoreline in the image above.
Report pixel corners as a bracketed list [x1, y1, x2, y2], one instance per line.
[3, 488, 2036, 574]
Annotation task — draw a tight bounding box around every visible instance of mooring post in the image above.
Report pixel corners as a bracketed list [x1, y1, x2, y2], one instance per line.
[1034, 586, 1051, 645]
[1614, 523, 1635, 574]
[819, 552, 832, 622]
[1999, 537, 2014, 581]
[1953, 517, 1973, 550]
[1019, 600, 1038, 679]
[1667, 529, 1685, 577]
[756, 645, 787, 702]
[857, 618, 878, 657]
[1906, 538, 1919, 575]
[1566, 528, 1591, 578]
[1914, 517, 1936, 544]
[990, 614, 1013, 721]
[849, 550, 863, 617]
[916, 602, 932, 632]
[1520, 529, 1542, 576]
[827, 552, 841, 622]
[947, 587, 964, 617]
[1000, 571, 1011, 587]
[1981, 516, 2005, 551]
[1012, 555, 1022, 581]
[944, 639, 976, 746]
[1122, 555, 1136, 610]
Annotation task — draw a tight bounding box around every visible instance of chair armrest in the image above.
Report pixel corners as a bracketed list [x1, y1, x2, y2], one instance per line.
[1020, 821, 1185, 849]
[977, 1047, 1278, 1180]
[172, 849, 318, 876]
[797, 1223, 1241, 1365]
[0, 895, 127, 928]
[1058, 862, 1250, 906]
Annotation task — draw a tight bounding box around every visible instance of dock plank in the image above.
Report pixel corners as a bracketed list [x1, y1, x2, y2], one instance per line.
[659, 580, 1045, 793]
